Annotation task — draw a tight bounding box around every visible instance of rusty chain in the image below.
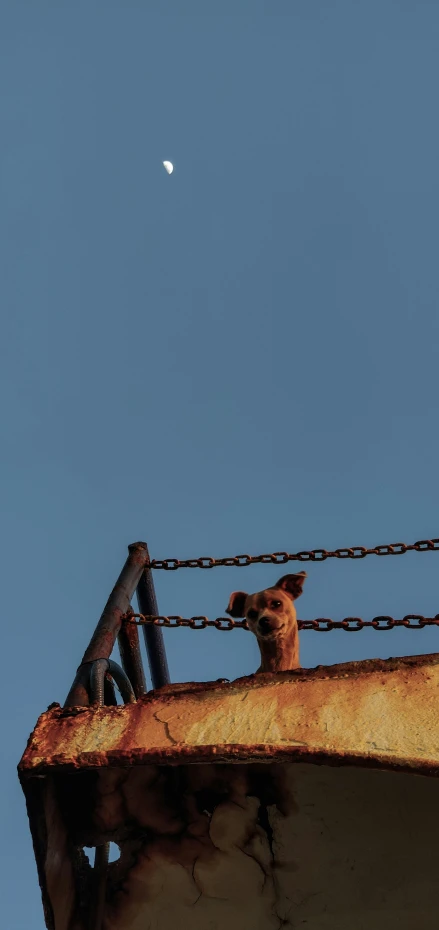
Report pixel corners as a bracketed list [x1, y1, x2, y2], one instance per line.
[125, 613, 439, 632]
[145, 538, 439, 571]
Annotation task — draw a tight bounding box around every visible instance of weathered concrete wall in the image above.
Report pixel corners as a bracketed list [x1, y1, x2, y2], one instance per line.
[103, 762, 439, 930]
[23, 761, 439, 930]
[19, 653, 439, 929]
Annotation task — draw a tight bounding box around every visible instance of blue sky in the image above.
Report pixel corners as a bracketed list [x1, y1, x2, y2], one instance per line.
[1, 2, 439, 926]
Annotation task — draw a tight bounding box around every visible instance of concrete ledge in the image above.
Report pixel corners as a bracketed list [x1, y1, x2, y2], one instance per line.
[19, 652, 439, 778]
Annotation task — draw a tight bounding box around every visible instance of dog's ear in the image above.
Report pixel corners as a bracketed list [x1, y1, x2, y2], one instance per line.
[226, 591, 248, 618]
[274, 572, 307, 600]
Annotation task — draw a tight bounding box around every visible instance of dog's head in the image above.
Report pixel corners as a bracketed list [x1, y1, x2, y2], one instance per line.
[226, 573, 307, 641]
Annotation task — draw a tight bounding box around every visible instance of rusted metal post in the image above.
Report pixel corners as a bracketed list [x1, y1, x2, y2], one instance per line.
[136, 546, 170, 689]
[117, 618, 146, 699]
[90, 843, 109, 930]
[65, 542, 149, 707]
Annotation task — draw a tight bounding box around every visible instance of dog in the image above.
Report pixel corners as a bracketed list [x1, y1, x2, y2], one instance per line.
[226, 572, 307, 673]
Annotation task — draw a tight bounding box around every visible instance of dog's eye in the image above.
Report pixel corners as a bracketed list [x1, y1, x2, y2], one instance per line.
[247, 609, 258, 620]
[271, 600, 282, 609]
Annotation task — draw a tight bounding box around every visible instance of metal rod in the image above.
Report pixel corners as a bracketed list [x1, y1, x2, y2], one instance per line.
[117, 617, 146, 699]
[107, 660, 136, 704]
[89, 659, 108, 705]
[65, 542, 149, 707]
[90, 844, 109, 930]
[136, 547, 170, 689]
[104, 673, 118, 706]
[65, 663, 90, 708]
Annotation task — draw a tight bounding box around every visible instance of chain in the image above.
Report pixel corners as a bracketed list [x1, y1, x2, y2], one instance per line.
[126, 613, 439, 632]
[145, 538, 439, 571]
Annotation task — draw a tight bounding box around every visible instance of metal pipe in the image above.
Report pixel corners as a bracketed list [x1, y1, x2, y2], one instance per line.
[90, 843, 109, 930]
[117, 617, 146, 699]
[65, 541, 149, 707]
[104, 673, 118, 706]
[136, 547, 170, 689]
[107, 660, 136, 704]
[65, 663, 90, 708]
[89, 659, 108, 705]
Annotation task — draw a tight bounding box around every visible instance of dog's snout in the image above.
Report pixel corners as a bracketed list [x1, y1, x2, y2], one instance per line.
[259, 616, 273, 634]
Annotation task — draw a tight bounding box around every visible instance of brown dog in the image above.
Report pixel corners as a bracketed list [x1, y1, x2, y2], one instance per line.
[226, 573, 307, 673]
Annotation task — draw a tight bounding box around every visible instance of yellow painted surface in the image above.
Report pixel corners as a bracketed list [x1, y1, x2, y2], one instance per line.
[21, 654, 439, 774]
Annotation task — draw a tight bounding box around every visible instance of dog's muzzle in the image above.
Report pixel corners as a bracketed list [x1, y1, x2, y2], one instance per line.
[258, 616, 275, 636]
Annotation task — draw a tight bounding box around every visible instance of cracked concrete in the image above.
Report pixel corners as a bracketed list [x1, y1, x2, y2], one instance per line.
[152, 709, 178, 746]
[20, 654, 439, 774]
[26, 761, 439, 930]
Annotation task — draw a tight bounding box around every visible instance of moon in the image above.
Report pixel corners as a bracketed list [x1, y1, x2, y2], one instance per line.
[162, 161, 174, 175]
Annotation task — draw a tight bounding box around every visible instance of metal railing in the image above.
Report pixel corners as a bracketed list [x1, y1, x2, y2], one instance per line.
[64, 534, 439, 708]
[65, 542, 169, 709]
[141, 537, 439, 570]
[126, 612, 439, 632]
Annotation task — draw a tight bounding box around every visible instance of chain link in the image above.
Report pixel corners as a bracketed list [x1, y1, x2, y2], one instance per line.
[125, 613, 439, 632]
[145, 538, 439, 571]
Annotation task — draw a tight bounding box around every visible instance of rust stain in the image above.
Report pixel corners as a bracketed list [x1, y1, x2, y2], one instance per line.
[19, 652, 439, 780]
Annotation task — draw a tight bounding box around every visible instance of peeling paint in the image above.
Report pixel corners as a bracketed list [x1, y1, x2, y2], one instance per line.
[20, 653, 439, 777]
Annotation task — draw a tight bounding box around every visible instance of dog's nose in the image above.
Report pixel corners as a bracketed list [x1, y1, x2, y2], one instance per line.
[258, 616, 273, 634]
